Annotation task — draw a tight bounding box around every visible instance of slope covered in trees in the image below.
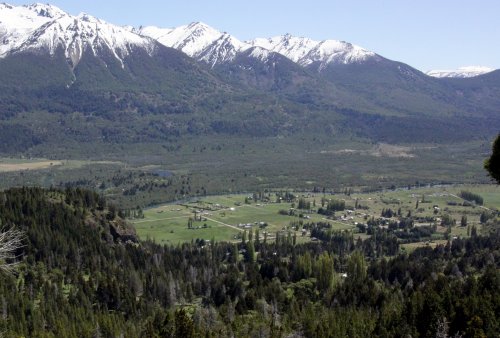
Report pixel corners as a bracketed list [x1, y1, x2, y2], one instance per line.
[1, 47, 500, 157]
[0, 187, 498, 337]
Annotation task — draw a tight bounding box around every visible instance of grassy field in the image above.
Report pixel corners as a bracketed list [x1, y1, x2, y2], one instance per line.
[132, 184, 499, 247]
[133, 193, 358, 244]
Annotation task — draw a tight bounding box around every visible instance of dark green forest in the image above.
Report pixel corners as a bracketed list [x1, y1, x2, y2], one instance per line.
[0, 187, 498, 337]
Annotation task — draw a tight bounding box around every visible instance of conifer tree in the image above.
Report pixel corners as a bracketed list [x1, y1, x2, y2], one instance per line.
[485, 133, 500, 184]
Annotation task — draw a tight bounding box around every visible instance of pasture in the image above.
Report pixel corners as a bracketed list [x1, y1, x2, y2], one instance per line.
[132, 184, 499, 247]
[133, 193, 358, 244]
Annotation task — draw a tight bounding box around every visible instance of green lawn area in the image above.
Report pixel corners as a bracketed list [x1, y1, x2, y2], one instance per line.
[132, 184, 499, 245]
[133, 203, 240, 243]
[133, 193, 356, 244]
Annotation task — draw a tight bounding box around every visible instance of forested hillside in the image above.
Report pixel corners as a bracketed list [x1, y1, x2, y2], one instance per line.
[0, 188, 498, 337]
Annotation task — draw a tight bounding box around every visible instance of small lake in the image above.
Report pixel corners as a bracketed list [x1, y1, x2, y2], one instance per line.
[153, 169, 173, 177]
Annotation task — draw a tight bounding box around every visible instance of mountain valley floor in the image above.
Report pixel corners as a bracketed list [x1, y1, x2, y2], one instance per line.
[0, 136, 493, 209]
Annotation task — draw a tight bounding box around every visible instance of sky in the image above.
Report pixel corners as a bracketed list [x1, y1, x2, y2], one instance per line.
[5, 0, 500, 72]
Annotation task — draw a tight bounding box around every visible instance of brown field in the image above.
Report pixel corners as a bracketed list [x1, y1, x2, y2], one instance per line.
[0, 160, 63, 172]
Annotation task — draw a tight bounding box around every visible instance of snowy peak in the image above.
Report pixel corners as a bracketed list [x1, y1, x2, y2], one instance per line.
[0, 3, 65, 20]
[248, 34, 318, 63]
[23, 3, 66, 18]
[0, 3, 63, 56]
[426, 66, 495, 78]
[0, 3, 156, 67]
[303, 40, 377, 67]
[138, 22, 378, 69]
[248, 34, 378, 69]
[136, 22, 221, 56]
[197, 32, 247, 66]
[245, 46, 274, 62]
[137, 22, 248, 65]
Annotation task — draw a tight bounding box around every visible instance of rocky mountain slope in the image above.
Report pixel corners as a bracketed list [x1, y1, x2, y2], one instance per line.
[0, 3, 499, 157]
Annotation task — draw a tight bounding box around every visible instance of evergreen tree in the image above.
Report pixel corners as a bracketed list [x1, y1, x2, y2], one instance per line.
[485, 133, 500, 184]
[174, 309, 195, 338]
[347, 251, 367, 286]
[245, 241, 255, 263]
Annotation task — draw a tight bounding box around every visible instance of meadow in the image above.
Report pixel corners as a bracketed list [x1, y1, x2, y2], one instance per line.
[133, 193, 351, 244]
[133, 184, 499, 246]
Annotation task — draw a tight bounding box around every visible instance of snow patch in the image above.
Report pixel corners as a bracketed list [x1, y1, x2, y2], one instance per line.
[426, 66, 494, 78]
[248, 47, 272, 62]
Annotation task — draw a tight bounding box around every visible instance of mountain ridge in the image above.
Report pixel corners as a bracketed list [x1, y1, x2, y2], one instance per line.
[0, 3, 499, 157]
[136, 21, 382, 70]
[1, 4, 496, 77]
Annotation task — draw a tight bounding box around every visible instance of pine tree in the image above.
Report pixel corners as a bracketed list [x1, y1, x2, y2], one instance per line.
[174, 309, 195, 338]
[347, 251, 367, 286]
[460, 215, 467, 227]
[485, 133, 500, 184]
[245, 241, 255, 263]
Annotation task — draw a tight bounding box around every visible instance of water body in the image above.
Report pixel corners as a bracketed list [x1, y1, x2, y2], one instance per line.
[153, 169, 173, 178]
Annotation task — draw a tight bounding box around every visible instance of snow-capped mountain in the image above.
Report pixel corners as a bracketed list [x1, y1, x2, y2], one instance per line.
[136, 22, 379, 69]
[426, 66, 494, 78]
[248, 34, 379, 70]
[135, 22, 257, 67]
[0, 3, 156, 67]
[193, 32, 247, 66]
[1, 3, 495, 80]
[0, 4, 425, 76]
[248, 35, 317, 64]
[136, 23, 220, 57]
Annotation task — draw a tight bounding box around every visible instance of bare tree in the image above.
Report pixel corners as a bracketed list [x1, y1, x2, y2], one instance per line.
[0, 227, 24, 273]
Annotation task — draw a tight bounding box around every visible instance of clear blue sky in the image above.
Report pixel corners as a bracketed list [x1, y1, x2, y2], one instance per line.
[7, 0, 500, 71]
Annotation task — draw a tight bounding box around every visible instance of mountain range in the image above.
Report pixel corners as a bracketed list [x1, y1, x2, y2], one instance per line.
[133, 22, 378, 69]
[1, 3, 495, 78]
[0, 3, 499, 157]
